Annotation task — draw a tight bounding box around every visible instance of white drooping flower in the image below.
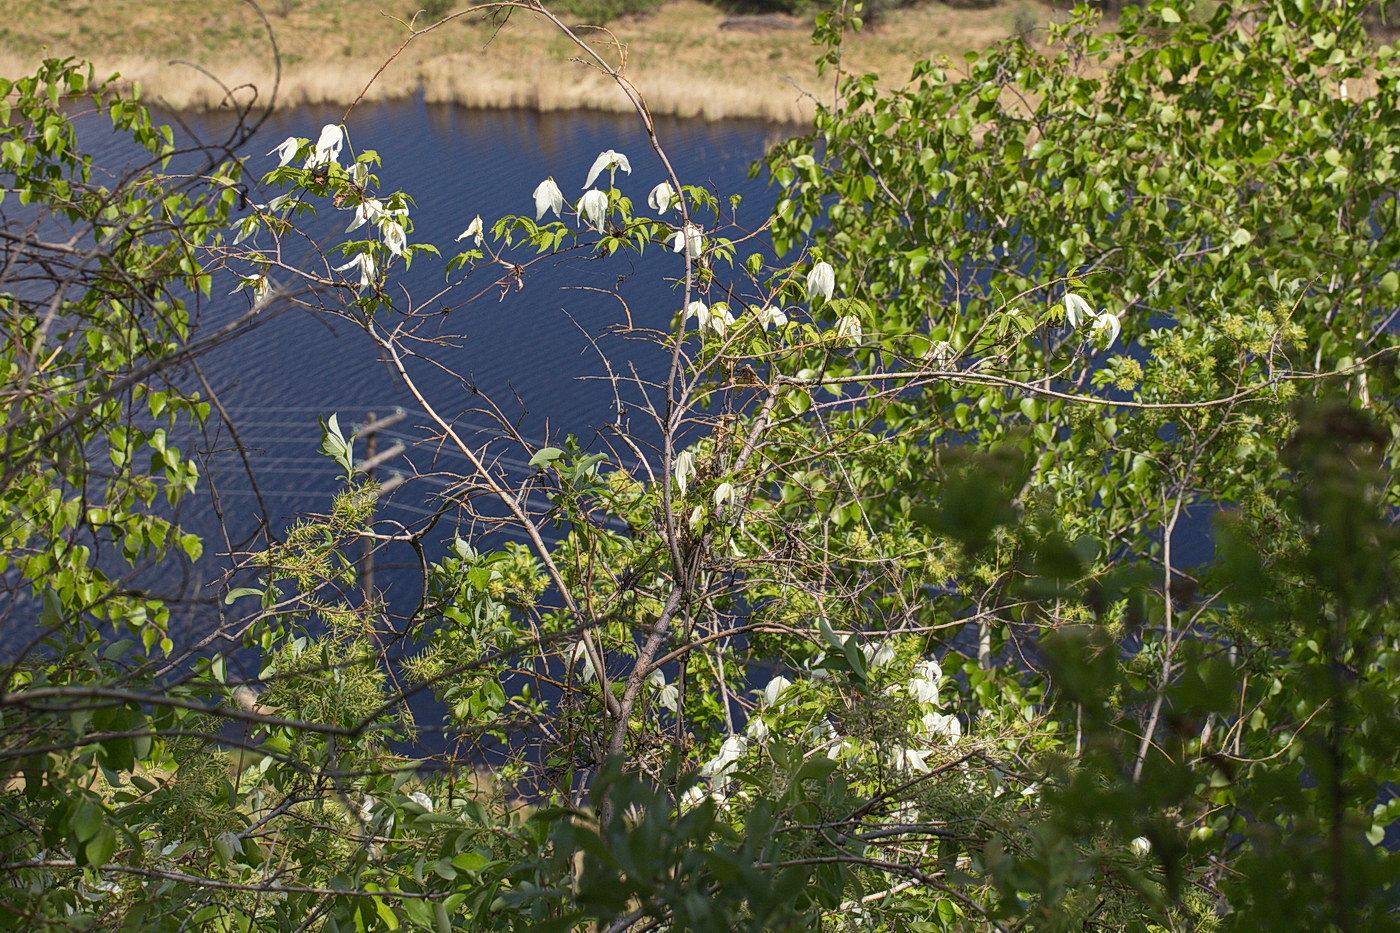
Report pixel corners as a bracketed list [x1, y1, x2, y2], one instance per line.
[533, 177, 565, 221]
[700, 734, 748, 779]
[713, 481, 740, 514]
[334, 251, 377, 293]
[308, 124, 344, 168]
[407, 791, 434, 812]
[583, 149, 632, 188]
[669, 223, 705, 261]
[382, 218, 407, 257]
[1064, 292, 1093, 329]
[925, 340, 955, 365]
[908, 658, 944, 705]
[890, 747, 933, 774]
[920, 710, 962, 741]
[569, 641, 597, 683]
[346, 197, 387, 233]
[761, 675, 792, 708]
[578, 189, 609, 231]
[753, 306, 789, 330]
[1064, 292, 1122, 348]
[1130, 836, 1152, 856]
[746, 712, 771, 743]
[672, 448, 697, 497]
[833, 314, 862, 343]
[268, 136, 299, 166]
[456, 215, 484, 244]
[230, 273, 271, 305]
[682, 299, 732, 336]
[647, 670, 678, 712]
[1091, 311, 1122, 347]
[647, 180, 677, 213]
[862, 640, 897, 669]
[806, 261, 836, 303]
[708, 302, 735, 335]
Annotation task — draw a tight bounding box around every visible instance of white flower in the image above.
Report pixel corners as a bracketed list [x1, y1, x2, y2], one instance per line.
[583, 149, 632, 188]
[1092, 311, 1122, 347]
[647, 180, 677, 213]
[456, 215, 484, 244]
[701, 734, 748, 779]
[753, 306, 788, 330]
[762, 675, 793, 708]
[1064, 292, 1093, 329]
[891, 747, 933, 774]
[669, 223, 705, 260]
[1064, 293, 1122, 347]
[806, 261, 835, 303]
[346, 197, 386, 233]
[688, 505, 705, 529]
[708, 302, 734, 335]
[407, 791, 434, 812]
[334, 251, 377, 293]
[672, 448, 697, 497]
[533, 177, 564, 220]
[908, 658, 943, 705]
[746, 713, 771, 743]
[682, 300, 732, 336]
[569, 641, 596, 682]
[834, 314, 862, 343]
[925, 340, 955, 365]
[308, 124, 344, 168]
[1130, 836, 1152, 856]
[862, 640, 896, 669]
[578, 189, 609, 231]
[713, 481, 739, 513]
[349, 161, 370, 187]
[382, 219, 407, 257]
[647, 670, 678, 712]
[268, 136, 299, 166]
[230, 273, 271, 305]
[920, 710, 962, 741]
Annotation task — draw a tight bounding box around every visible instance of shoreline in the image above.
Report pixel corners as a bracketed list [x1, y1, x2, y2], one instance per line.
[2, 0, 1055, 123]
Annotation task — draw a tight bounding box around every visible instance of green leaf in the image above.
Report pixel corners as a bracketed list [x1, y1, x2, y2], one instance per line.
[529, 447, 564, 468]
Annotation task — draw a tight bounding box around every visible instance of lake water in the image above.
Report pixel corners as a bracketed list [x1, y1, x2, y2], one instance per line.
[75, 99, 796, 646]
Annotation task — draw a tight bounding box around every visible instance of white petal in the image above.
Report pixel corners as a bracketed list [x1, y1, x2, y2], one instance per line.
[456, 215, 484, 244]
[806, 261, 835, 303]
[268, 136, 299, 166]
[1064, 292, 1093, 329]
[648, 181, 677, 213]
[533, 178, 564, 221]
[709, 302, 734, 335]
[382, 219, 407, 257]
[754, 306, 788, 330]
[1093, 311, 1122, 346]
[670, 223, 705, 260]
[407, 791, 433, 812]
[584, 149, 631, 189]
[762, 675, 793, 707]
[672, 448, 697, 496]
[578, 189, 609, 231]
[834, 315, 862, 343]
[309, 124, 344, 167]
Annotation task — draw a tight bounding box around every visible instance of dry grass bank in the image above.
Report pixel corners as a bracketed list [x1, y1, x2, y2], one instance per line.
[1, 0, 1059, 122]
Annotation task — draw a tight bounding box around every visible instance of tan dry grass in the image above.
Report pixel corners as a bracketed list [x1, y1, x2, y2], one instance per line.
[2, 0, 1060, 122]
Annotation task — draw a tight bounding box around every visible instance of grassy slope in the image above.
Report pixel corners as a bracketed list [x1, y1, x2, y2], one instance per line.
[1, 0, 1055, 121]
